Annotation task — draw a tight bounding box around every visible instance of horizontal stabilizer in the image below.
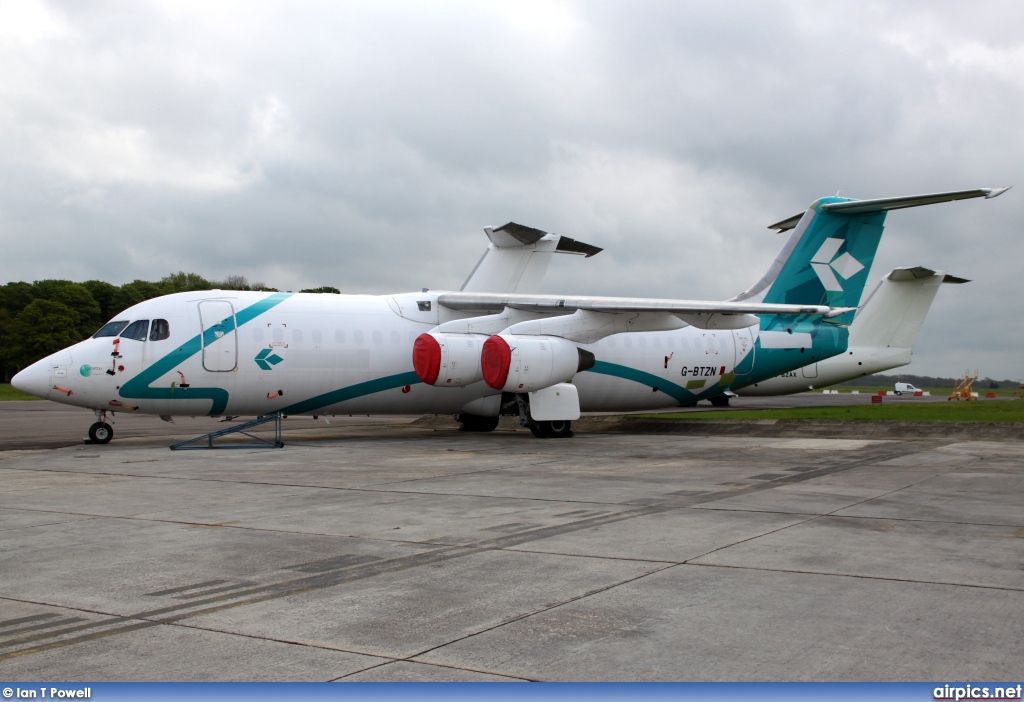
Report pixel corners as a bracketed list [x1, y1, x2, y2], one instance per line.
[768, 187, 1010, 232]
[487, 222, 548, 247]
[886, 267, 970, 284]
[463, 224, 603, 293]
[555, 235, 603, 257]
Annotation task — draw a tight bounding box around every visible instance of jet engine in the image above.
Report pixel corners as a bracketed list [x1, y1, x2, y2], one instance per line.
[481, 334, 595, 393]
[412, 333, 487, 387]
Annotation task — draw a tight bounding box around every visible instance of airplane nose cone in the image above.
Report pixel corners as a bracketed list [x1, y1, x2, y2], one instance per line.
[11, 360, 52, 399]
[11, 349, 70, 400]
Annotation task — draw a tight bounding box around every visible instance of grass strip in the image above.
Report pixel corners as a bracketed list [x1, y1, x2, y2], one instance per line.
[0, 383, 42, 401]
[652, 400, 1024, 423]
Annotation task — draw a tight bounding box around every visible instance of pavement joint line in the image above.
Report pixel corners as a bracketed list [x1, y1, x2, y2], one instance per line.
[402, 562, 679, 668]
[0, 615, 149, 655]
[0, 614, 60, 628]
[680, 506, 1024, 529]
[667, 462, 970, 573]
[132, 617, 403, 663]
[0, 621, 162, 662]
[682, 561, 1024, 592]
[0, 437, 946, 663]
[332, 658, 536, 682]
[491, 545, 673, 564]
[352, 458, 567, 490]
[2, 464, 629, 505]
[0, 594, 396, 665]
[678, 513, 823, 565]
[0, 480, 646, 511]
[0, 617, 88, 637]
[0, 516, 107, 532]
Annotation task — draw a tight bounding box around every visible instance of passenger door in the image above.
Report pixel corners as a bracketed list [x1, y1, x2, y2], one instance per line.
[199, 300, 237, 372]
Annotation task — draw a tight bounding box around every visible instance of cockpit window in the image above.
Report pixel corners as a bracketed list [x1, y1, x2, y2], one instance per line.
[93, 321, 130, 338]
[120, 320, 150, 341]
[150, 319, 170, 341]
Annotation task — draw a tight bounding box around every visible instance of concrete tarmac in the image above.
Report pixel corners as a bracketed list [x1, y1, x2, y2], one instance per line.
[0, 389, 953, 450]
[0, 407, 1022, 681]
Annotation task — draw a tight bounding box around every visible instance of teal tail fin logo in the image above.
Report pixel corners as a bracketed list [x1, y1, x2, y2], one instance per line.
[763, 197, 885, 313]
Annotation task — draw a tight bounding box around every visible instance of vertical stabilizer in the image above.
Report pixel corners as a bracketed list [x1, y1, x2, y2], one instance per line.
[460, 223, 601, 293]
[760, 200, 885, 315]
[850, 267, 966, 349]
[732, 187, 1006, 316]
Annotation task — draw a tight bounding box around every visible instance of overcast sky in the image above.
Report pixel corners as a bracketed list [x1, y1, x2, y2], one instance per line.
[1, 1, 1020, 377]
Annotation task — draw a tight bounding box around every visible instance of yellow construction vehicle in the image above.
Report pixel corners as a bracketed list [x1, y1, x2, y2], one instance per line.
[948, 370, 979, 401]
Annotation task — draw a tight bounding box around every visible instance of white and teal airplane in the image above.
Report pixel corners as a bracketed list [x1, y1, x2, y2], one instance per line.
[11, 187, 1008, 444]
[740, 265, 967, 395]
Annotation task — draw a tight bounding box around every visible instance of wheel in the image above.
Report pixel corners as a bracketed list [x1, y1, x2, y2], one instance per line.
[88, 422, 113, 444]
[530, 420, 574, 439]
[545, 419, 574, 438]
[710, 395, 730, 407]
[456, 414, 500, 432]
[894, 391, 902, 396]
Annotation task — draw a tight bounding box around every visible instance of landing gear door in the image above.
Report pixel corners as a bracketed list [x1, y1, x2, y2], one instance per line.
[199, 300, 238, 372]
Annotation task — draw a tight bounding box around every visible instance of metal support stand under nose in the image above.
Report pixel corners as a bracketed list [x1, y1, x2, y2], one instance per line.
[169, 413, 284, 450]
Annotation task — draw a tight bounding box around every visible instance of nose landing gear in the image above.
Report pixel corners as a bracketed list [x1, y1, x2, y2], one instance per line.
[88, 409, 114, 444]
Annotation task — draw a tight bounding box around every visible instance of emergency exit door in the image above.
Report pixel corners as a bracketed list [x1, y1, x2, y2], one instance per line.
[199, 300, 238, 371]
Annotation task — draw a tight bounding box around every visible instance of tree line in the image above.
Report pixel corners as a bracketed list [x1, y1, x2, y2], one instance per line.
[0, 273, 339, 381]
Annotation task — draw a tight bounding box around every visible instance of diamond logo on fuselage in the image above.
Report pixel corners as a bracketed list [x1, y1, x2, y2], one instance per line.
[254, 348, 284, 370]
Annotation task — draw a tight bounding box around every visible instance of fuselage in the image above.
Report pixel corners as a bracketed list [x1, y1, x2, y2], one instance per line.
[736, 346, 911, 395]
[12, 289, 841, 417]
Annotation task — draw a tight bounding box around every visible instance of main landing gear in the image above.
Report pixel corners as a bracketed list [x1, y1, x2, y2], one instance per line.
[511, 394, 574, 439]
[88, 409, 114, 444]
[459, 395, 576, 438]
[528, 419, 573, 439]
[455, 413, 500, 432]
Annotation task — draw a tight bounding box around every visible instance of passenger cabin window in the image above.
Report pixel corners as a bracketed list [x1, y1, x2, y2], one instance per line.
[149, 319, 170, 341]
[93, 321, 129, 338]
[120, 320, 150, 341]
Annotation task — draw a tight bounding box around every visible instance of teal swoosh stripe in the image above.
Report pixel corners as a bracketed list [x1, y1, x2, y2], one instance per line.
[120, 292, 293, 416]
[585, 360, 695, 404]
[277, 371, 422, 415]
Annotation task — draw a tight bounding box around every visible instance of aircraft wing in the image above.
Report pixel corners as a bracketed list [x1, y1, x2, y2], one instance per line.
[436, 292, 840, 338]
[437, 292, 829, 316]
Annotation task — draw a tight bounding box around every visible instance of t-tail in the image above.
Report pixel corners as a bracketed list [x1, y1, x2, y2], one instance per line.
[731, 187, 1009, 384]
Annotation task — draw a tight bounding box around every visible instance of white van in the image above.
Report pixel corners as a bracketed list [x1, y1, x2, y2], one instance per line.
[894, 382, 921, 395]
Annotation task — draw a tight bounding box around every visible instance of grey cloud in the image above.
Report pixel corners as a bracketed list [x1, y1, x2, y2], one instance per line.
[0, 1, 1019, 376]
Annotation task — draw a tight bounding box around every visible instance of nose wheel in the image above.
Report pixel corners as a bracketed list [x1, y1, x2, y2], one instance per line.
[88, 422, 113, 444]
[88, 410, 114, 444]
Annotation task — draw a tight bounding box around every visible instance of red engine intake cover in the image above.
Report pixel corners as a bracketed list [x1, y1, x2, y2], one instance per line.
[481, 335, 512, 390]
[412, 334, 442, 385]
